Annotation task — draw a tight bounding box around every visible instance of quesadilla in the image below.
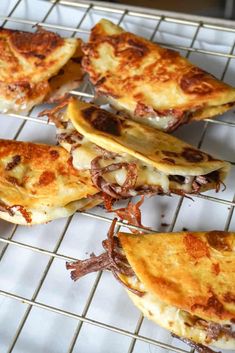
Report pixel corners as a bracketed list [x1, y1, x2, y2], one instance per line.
[67, 222, 235, 351]
[43, 98, 230, 199]
[0, 27, 83, 113]
[82, 19, 235, 131]
[0, 139, 101, 225]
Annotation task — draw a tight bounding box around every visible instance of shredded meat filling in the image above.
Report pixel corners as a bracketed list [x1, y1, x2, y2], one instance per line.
[110, 196, 147, 233]
[194, 320, 235, 341]
[90, 155, 138, 199]
[172, 334, 220, 353]
[170, 171, 224, 193]
[66, 218, 144, 296]
[39, 99, 71, 128]
[192, 175, 208, 193]
[57, 130, 83, 145]
[0, 201, 32, 223]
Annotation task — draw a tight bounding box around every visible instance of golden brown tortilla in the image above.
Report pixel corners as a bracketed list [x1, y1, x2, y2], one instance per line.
[119, 231, 235, 324]
[0, 27, 83, 112]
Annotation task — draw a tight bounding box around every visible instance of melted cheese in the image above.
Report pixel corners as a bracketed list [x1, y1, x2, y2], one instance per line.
[107, 96, 176, 130]
[69, 137, 170, 193]
[0, 196, 102, 225]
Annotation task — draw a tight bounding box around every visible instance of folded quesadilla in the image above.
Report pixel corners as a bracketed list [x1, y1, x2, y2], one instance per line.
[82, 19, 235, 131]
[67, 222, 235, 351]
[44, 98, 230, 200]
[0, 139, 101, 225]
[0, 27, 83, 113]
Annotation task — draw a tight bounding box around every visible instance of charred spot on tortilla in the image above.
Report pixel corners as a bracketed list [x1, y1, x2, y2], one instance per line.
[5, 155, 21, 170]
[180, 67, 215, 95]
[206, 231, 232, 251]
[224, 292, 235, 304]
[181, 147, 205, 163]
[82, 106, 121, 136]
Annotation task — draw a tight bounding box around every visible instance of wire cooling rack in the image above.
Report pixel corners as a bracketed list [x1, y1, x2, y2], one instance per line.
[0, 1, 235, 352]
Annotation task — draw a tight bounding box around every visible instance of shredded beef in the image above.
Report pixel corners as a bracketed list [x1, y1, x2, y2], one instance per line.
[39, 99, 70, 128]
[90, 156, 138, 199]
[66, 252, 111, 280]
[66, 218, 144, 296]
[101, 193, 116, 211]
[171, 333, 220, 353]
[110, 196, 147, 234]
[57, 130, 83, 145]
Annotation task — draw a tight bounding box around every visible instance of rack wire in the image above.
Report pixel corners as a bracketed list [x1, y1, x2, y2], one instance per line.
[0, 1, 235, 352]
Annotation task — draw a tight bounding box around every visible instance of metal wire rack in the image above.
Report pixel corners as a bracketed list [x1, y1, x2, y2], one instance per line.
[0, 1, 235, 352]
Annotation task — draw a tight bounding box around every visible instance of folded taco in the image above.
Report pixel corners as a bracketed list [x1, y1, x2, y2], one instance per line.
[82, 19, 235, 131]
[67, 221, 235, 351]
[44, 98, 230, 200]
[0, 139, 101, 225]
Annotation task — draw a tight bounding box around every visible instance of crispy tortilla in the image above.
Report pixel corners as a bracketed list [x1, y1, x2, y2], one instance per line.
[119, 231, 235, 324]
[0, 27, 83, 113]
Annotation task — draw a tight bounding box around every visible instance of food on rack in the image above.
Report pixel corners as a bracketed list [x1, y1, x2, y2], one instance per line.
[42, 98, 230, 200]
[82, 19, 235, 132]
[67, 219, 235, 352]
[0, 139, 101, 225]
[0, 27, 83, 113]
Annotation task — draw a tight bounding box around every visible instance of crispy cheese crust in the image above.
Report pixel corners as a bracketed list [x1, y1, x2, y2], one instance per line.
[119, 231, 235, 324]
[0, 139, 98, 224]
[83, 19, 235, 131]
[0, 27, 82, 112]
